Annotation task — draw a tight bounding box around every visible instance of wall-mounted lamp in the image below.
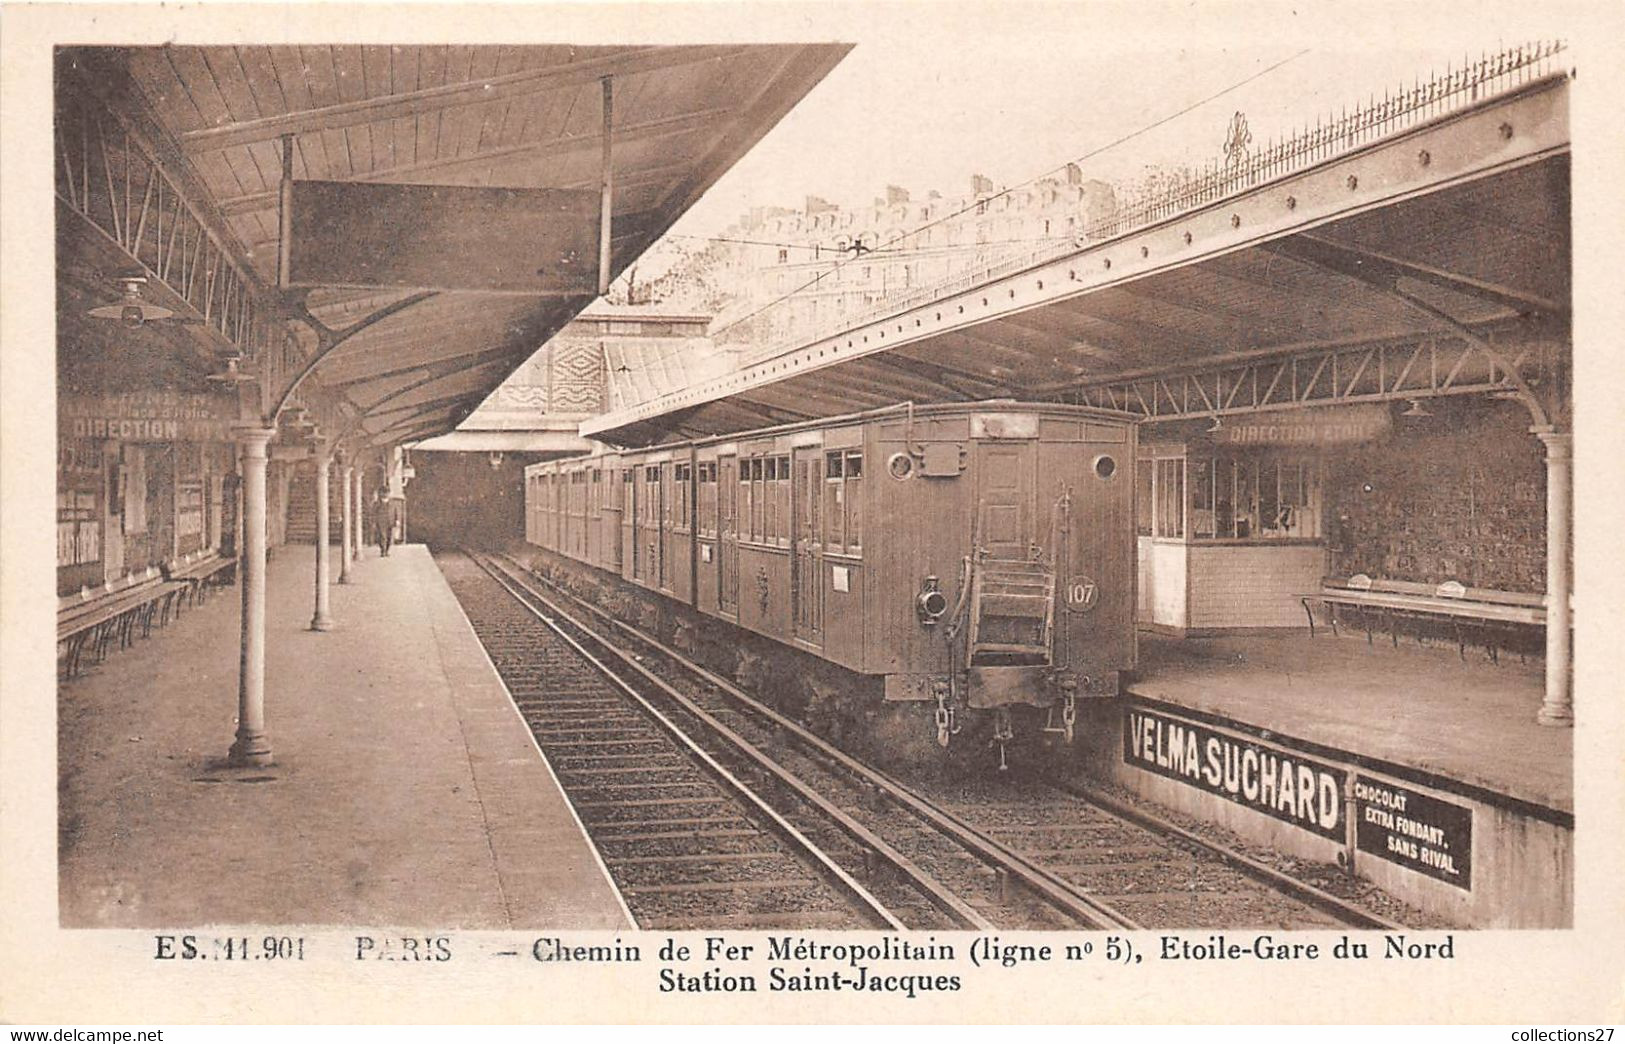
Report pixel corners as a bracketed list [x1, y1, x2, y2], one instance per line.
[489, 451, 505, 470]
[205, 355, 257, 386]
[1401, 398, 1432, 418]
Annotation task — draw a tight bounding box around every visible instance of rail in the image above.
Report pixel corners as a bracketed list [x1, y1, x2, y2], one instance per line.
[467, 550, 923, 931]
[489, 551, 1139, 930]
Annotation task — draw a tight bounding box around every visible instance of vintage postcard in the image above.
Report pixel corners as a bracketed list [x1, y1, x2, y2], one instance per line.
[2, 0, 1623, 1026]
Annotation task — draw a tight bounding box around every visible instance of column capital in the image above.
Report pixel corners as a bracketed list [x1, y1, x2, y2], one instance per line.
[1530, 428, 1572, 461]
[231, 425, 278, 445]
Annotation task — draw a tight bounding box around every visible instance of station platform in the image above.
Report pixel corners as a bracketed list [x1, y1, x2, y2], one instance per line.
[1127, 631, 1570, 813]
[1090, 630, 1573, 927]
[57, 543, 631, 930]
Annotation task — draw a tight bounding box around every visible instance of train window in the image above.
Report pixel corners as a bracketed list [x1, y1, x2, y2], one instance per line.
[1093, 454, 1117, 480]
[673, 464, 691, 529]
[772, 455, 790, 545]
[845, 453, 863, 550]
[698, 463, 717, 537]
[592, 469, 601, 483]
[825, 451, 843, 478]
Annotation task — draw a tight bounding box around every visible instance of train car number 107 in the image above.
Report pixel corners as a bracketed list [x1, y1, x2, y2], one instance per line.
[1064, 575, 1100, 613]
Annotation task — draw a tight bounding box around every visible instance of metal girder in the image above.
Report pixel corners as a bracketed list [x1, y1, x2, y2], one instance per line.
[1261, 235, 1556, 426]
[179, 46, 752, 154]
[1067, 333, 1553, 421]
[325, 343, 522, 388]
[368, 405, 476, 447]
[361, 389, 488, 426]
[1296, 232, 1565, 314]
[271, 291, 439, 420]
[855, 352, 995, 399]
[350, 352, 520, 414]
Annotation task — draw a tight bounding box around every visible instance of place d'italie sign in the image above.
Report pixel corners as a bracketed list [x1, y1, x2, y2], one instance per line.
[1213, 403, 1391, 446]
[59, 391, 237, 443]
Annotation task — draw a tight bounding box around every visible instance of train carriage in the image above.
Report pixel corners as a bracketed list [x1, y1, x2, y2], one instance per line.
[525, 401, 1138, 753]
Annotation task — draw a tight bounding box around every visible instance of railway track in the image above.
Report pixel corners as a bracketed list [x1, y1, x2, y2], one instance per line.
[440, 551, 901, 931]
[447, 548, 1402, 932]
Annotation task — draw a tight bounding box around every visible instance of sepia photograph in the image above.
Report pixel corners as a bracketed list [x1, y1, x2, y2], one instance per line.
[4, 0, 1623, 1027]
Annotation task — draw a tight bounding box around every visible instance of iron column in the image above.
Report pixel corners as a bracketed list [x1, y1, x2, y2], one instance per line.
[310, 441, 335, 631]
[229, 426, 277, 767]
[338, 455, 354, 584]
[1533, 426, 1572, 726]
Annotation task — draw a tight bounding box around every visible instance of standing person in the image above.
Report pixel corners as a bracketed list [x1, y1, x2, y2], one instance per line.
[373, 487, 395, 557]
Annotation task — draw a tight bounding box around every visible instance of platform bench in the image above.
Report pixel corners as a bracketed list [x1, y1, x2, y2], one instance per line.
[57, 576, 191, 680]
[166, 552, 237, 612]
[1301, 574, 1546, 663]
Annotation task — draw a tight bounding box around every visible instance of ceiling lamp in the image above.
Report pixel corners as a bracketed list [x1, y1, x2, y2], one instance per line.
[1401, 398, 1432, 418]
[87, 275, 174, 328]
[205, 355, 257, 386]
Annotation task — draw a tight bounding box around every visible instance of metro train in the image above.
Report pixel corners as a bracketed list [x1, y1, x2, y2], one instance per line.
[523, 401, 1138, 766]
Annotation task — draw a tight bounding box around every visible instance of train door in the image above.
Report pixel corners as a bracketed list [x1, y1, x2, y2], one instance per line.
[656, 463, 669, 590]
[628, 468, 641, 580]
[718, 454, 738, 615]
[606, 463, 623, 571]
[976, 441, 1036, 558]
[791, 446, 824, 645]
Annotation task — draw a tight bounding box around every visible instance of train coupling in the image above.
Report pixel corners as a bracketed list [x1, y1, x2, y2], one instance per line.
[932, 678, 957, 748]
[1040, 671, 1080, 743]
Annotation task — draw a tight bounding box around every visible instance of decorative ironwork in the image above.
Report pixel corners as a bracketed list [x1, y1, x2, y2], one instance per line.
[1062, 334, 1555, 421]
[1223, 111, 1252, 168]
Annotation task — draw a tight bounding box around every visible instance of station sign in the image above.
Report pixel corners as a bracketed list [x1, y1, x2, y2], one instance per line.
[1213, 403, 1391, 447]
[284, 180, 600, 294]
[60, 391, 237, 443]
[1354, 776, 1473, 890]
[1123, 706, 1345, 840]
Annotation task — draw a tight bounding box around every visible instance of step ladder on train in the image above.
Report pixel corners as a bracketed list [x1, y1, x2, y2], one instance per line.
[964, 555, 1057, 667]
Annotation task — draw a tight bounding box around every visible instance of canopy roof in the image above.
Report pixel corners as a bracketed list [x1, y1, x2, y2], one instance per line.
[585, 54, 1570, 446]
[57, 43, 851, 447]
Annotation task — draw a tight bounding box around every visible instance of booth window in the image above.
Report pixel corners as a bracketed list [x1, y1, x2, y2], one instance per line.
[1149, 447, 1323, 542]
[1155, 458, 1184, 538]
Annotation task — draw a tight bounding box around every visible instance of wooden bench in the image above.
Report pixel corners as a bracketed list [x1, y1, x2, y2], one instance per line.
[58, 573, 190, 680]
[1301, 574, 1546, 663]
[166, 551, 237, 612]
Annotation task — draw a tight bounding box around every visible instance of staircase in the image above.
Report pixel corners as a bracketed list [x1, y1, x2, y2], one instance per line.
[283, 469, 345, 545]
[965, 556, 1056, 665]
